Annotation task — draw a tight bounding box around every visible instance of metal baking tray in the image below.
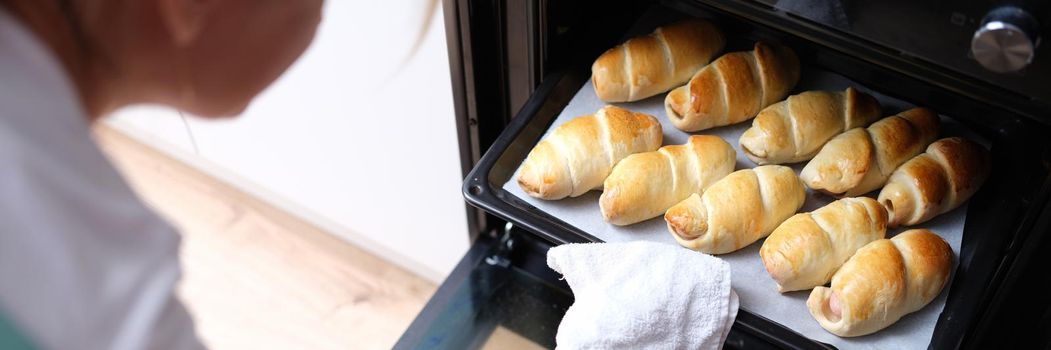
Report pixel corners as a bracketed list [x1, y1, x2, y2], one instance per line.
[501, 76, 982, 349]
[463, 2, 1047, 348]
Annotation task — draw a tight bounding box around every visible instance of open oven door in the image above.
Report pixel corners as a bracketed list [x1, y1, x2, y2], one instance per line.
[393, 226, 571, 349]
[394, 224, 826, 350]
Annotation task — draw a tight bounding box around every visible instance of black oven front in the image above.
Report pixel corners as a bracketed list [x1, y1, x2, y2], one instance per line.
[398, 0, 1051, 349]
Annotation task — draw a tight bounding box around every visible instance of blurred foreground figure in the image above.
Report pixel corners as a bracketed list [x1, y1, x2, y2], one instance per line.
[0, 0, 322, 348]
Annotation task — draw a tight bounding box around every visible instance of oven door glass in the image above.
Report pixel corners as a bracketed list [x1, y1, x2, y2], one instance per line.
[394, 230, 570, 349]
[395, 227, 830, 350]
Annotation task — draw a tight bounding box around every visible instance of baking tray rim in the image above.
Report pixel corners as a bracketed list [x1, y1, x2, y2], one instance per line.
[462, 68, 837, 350]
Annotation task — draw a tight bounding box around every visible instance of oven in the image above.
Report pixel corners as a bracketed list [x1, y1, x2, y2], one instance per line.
[396, 0, 1051, 348]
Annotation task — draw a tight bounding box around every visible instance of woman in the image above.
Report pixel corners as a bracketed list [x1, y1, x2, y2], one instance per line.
[0, 0, 323, 348]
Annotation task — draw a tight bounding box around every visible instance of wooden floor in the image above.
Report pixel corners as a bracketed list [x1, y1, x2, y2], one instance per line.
[94, 126, 437, 350]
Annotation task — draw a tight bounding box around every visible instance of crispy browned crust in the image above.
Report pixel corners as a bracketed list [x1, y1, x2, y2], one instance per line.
[878, 137, 991, 227]
[870, 108, 941, 172]
[801, 107, 940, 197]
[517, 106, 661, 200]
[591, 20, 724, 102]
[600, 135, 735, 226]
[666, 165, 806, 254]
[928, 137, 990, 195]
[665, 42, 800, 132]
[739, 87, 883, 165]
[807, 229, 952, 337]
[760, 197, 887, 292]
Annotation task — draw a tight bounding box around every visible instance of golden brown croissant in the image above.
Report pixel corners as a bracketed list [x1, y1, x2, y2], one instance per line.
[800, 107, 941, 197]
[664, 41, 800, 132]
[600, 135, 735, 226]
[807, 229, 953, 337]
[592, 20, 725, 102]
[760, 197, 887, 292]
[878, 137, 991, 227]
[517, 106, 662, 200]
[739, 87, 882, 165]
[666, 165, 805, 254]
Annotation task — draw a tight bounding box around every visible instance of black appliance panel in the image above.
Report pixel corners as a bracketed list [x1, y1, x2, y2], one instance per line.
[753, 0, 1051, 119]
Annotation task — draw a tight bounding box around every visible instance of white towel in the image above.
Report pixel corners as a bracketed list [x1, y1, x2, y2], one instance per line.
[547, 241, 738, 350]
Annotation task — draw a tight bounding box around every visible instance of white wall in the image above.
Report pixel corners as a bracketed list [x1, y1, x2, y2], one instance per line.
[107, 0, 468, 283]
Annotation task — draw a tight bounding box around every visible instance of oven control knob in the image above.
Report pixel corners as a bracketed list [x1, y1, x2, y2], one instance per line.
[971, 6, 1040, 73]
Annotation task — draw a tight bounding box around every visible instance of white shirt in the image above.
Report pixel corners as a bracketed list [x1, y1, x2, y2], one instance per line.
[0, 9, 203, 350]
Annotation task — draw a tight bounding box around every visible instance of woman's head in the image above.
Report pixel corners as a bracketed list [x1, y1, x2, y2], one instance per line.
[2, 0, 324, 118]
[159, 0, 324, 116]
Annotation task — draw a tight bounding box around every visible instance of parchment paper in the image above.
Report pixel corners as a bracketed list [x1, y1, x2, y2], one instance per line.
[501, 70, 987, 349]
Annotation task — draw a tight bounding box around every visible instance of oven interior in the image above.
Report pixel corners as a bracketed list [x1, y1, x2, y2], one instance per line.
[400, 0, 1051, 348]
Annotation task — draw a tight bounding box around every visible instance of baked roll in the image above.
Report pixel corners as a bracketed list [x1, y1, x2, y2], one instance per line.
[878, 137, 991, 227]
[801, 107, 941, 197]
[760, 197, 888, 292]
[600, 135, 735, 226]
[740, 87, 883, 165]
[666, 165, 805, 254]
[807, 229, 953, 337]
[518, 106, 662, 200]
[592, 20, 725, 102]
[664, 42, 800, 132]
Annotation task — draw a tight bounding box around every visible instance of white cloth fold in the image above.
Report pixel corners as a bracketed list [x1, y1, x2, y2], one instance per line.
[547, 241, 738, 350]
